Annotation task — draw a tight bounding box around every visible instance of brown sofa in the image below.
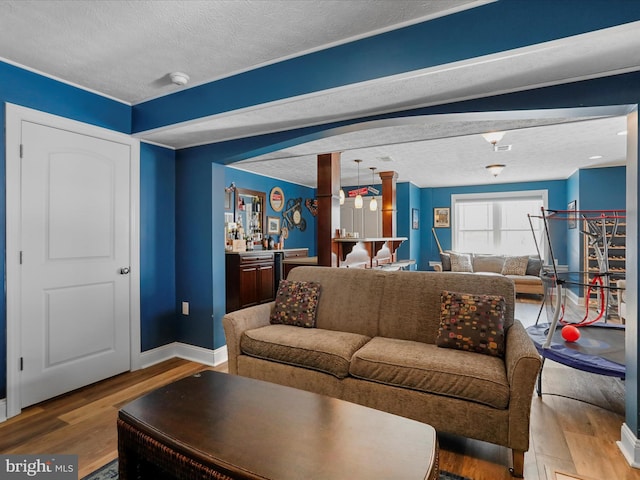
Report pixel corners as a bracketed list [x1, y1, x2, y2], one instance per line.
[223, 266, 541, 477]
[434, 252, 544, 296]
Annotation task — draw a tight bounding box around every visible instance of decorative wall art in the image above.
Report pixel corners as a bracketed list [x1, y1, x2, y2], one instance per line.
[282, 197, 306, 232]
[267, 216, 280, 235]
[305, 198, 318, 216]
[434, 207, 450, 228]
[412, 208, 420, 230]
[269, 187, 285, 212]
[568, 200, 577, 229]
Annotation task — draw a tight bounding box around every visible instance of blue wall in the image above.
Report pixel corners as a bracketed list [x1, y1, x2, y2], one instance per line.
[173, 151, 215, 350]
[140, 143, 177, 351]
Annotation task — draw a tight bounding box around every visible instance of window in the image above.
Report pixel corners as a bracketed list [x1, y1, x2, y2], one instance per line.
[452, 191, 547, 259]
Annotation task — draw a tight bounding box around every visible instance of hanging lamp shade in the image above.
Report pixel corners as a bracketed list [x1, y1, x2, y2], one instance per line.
[339, 188, 345, 205]
[354, 159, 363, 209]
[369, 167, 377, 211]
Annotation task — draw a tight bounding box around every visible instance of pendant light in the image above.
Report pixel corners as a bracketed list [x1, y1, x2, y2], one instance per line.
[354, 159, 363, 209]
[339, 160, 345, 205]
[369, 167, 378, 211]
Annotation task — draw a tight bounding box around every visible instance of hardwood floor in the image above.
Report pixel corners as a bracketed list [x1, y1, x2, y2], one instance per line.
[1, 301, 637, 480]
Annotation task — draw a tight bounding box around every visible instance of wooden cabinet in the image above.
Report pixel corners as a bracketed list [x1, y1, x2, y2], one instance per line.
[281, 248, 310, 279]
[226, 252, 275, 312]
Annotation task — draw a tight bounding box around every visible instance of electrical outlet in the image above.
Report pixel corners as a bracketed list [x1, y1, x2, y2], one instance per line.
[182, 301, 189, 315]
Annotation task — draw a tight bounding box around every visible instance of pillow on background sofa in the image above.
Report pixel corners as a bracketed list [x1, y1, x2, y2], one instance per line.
[525, 256, 543, 276]
[439, 252, 452, 271]
[437, 290, 506, 357]
[449, 252, 473, 272]
[501, 255, 529, 276]
[270, 280, 321, 328]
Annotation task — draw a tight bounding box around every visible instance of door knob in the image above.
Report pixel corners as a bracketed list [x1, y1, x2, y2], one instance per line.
[120, 267, 130, 275]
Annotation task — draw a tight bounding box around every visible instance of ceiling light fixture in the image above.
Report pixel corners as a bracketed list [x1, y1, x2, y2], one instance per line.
[339, 160, 345, 205]
[170, 72, 190, 86]
[482, 131, 506, 151]
[354, 159, 363, 209]
[589, 155, 603, 160]
[369, 167, 378, 212]
[485, 164, 506, 177]
[618, 130, 628, 136]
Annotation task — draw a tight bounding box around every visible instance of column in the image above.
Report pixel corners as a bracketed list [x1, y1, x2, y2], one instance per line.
[317, 153, 341, 267]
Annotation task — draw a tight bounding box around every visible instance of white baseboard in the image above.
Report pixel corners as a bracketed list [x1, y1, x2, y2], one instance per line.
[139, 342, 228, 369]
[564, 288, 583, 307]
[0, 399, 6, 423]
[618, 423, 640, 468]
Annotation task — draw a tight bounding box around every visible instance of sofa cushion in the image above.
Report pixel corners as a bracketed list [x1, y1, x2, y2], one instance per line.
[450, 252, 473, 272]
[472, 254, 505, 273]
[439, 252, 452, 271]
[525, 256, 543, 276]
[270, 279, 321, 328]
[350, 337, 510, 409]
[437, 290, 506, 358]
[507, 274, 543, 286]
[241, 325, 371, 378]
[286, 267, 384, 337]
[501, 256, 529, 276]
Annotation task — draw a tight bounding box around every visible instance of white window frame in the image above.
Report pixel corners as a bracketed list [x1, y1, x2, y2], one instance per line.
[451, 190, 548, 259]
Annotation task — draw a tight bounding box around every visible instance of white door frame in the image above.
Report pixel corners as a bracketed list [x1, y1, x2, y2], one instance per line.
[5, 103, 141, 418]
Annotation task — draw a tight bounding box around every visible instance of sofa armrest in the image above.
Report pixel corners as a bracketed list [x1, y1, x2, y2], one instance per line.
[222, 302, 274, 374]
[504, 320, 542, 451]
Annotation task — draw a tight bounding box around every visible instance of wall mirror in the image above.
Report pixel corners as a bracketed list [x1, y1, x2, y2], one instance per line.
[235, 188, 266, 243]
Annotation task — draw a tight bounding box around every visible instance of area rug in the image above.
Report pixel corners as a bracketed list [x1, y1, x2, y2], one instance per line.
[82, 459, 472, 480]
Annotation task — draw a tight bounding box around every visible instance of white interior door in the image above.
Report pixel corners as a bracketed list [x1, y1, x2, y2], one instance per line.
[19, 121, 132, 408]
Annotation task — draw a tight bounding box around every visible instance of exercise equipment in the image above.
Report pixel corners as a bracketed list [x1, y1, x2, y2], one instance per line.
[526, 208, 626, 397]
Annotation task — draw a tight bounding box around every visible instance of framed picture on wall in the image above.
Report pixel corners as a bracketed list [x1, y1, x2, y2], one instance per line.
[434, 207, 450, 228]
[412, 208, 419, 230]
[267, 216, 280, 235]
[568, 200, 577, 229]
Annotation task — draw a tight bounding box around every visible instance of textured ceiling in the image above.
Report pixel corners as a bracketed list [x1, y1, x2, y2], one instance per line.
[231, 113, 628, 188]
[0, 0, 480, 104]
[0, 1, 636, 188]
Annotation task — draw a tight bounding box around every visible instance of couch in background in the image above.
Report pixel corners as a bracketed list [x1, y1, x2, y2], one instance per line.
[223, 266, 542, 477]
[435, 251, 544, 296]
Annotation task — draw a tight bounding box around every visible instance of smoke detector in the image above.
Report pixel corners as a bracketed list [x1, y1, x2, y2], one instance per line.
[170, 72, 190, 86]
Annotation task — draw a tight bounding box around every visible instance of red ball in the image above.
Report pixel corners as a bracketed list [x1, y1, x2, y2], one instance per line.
[561, 325, 581, 342]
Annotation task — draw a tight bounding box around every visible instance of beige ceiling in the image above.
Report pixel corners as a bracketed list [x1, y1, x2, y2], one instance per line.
[0, 0, 636, 188]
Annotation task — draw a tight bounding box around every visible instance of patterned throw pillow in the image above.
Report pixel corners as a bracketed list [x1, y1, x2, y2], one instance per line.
[437, 290, 506, 357]
[449, 253, 473, 272]
[270, 280, 321, 328]
[501, 255, 530, 275]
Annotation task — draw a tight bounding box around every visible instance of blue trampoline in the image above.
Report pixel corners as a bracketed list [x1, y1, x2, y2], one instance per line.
[526, 208, 626, 397]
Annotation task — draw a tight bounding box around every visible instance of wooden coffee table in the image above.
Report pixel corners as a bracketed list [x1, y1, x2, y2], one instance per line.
[118, 371, 438, 480]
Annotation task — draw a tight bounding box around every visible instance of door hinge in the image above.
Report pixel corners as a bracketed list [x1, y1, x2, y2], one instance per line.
[20, 357, 23, 371]
[19, 144, 23, 159]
